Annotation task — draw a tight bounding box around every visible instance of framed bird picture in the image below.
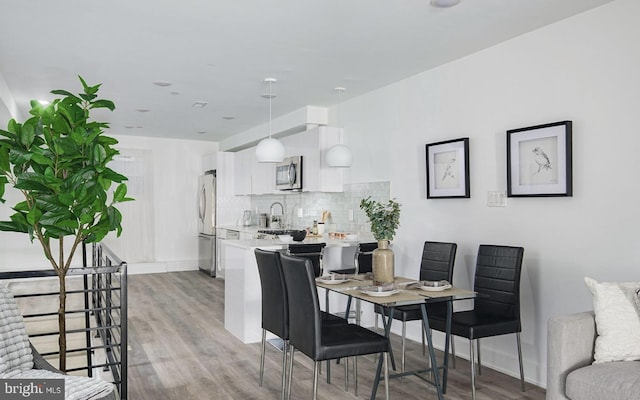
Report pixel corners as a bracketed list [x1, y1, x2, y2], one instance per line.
[425, 137, 470, 199]
[507, 120, 572, 197]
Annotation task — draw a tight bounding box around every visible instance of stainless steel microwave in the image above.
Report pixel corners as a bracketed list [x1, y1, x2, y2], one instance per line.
[275, 156, 303, 190]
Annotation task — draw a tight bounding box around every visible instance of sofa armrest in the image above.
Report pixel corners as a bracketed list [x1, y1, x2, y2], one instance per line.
[30, 342, 60, 372]
[546, 312, 596, 400]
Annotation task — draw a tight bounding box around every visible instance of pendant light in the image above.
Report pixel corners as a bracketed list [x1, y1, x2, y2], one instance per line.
[256, 78, 285, 163]
[430, 0, 461, 7]
[325, 87, 352, 168]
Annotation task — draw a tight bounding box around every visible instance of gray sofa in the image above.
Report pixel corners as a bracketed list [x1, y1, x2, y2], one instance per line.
[546, 311, 640, 400]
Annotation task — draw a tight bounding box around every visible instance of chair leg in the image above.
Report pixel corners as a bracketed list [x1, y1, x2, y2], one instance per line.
[401, 321, 406, 373]
[354, 356, 359, 396]
[450, 335, 456, 369]
[383, 352, 390, 400]
[280, 340, 288, 400]
[469, 340, 476, 400]
[287, 345, 294, 400]
[516, 332, 526, 392]
[326, 359, 331, 384]
[477, 338, 482, 375]
[422, 324, 426, 356]
[344, 357, 349, 391]
[313, 361, 320, 400]
[259, 329, 266, 386]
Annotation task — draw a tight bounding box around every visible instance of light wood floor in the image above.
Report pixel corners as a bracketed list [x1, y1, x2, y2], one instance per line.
[127, 271, 546, 400]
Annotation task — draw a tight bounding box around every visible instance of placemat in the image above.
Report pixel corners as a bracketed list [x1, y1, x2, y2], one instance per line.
[342, 288, 425, 304]
[405, 286, 476, 299]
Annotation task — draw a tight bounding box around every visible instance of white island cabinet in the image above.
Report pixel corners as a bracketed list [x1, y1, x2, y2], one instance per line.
[221, 236, 374, 344]
[223, 239, 284, 343]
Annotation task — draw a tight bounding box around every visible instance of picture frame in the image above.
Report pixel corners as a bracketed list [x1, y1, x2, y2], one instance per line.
[425, 138, 470, 199]
[507, 120, 572, 197]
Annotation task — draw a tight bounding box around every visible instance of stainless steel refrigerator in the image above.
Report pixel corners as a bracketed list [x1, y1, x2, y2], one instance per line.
[198, 170, 216, 276]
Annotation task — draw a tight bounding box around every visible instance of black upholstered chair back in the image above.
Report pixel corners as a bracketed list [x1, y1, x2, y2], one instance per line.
[419, 241, 457, 282]
[287, 243, 326, 277]
[355, 242, 378, 274]
[280, 253, 323, 359]
[254, 249, 289, 340]
[473, 245, 524, 322]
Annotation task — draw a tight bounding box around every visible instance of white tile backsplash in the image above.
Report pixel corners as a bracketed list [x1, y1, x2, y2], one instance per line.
[248, 182, 390, 232]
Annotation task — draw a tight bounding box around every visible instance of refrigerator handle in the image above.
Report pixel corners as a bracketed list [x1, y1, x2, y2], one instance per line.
[198, 186, 206, 222]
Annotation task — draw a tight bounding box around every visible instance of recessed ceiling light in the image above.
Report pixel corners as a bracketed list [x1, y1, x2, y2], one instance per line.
[430, 0, 461, 7]
[197, 131, 207, 135]
[135, 108, 150, 113]
[222, 116, 235, 120]
[192, 101, 208, 108]
[170, 91, 180, 95]
[153, 81, 172, 87]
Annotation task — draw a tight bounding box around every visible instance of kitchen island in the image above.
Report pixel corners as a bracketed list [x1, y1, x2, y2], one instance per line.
[222, 236, 373, 343]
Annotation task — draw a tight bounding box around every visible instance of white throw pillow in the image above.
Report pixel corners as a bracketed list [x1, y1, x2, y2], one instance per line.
[584, 277, 640, 363]
[0, 283, 34, 373]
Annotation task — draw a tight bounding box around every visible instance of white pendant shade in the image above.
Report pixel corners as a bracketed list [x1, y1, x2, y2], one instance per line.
[256, 137, 285, 163]
[430, 0, 461, 7]
[325, 143, 352, 167]
[256, 77, 285, 163]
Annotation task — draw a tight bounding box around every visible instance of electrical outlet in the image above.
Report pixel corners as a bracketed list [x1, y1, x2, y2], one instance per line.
[348, 209, 354, 221]
[297, 208, 303, 218]
[487, 191, 507, 207]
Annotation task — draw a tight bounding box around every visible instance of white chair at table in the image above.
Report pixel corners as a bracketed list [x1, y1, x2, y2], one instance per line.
[329, 242, 378, 324]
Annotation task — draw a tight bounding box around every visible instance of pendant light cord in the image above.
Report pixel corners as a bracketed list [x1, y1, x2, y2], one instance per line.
[335, 87, 345, 144]
[268, 80, 273, 139]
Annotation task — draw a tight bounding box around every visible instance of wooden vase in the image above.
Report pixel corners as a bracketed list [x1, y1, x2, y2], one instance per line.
[372, 239, 394, 285]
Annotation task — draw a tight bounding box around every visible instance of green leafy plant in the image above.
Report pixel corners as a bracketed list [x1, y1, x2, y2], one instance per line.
[0, 76, 132, 371]
[359, 196, 401, 241]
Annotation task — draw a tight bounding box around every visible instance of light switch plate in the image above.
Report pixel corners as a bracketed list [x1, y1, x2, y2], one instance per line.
[487, 191, 507, 207]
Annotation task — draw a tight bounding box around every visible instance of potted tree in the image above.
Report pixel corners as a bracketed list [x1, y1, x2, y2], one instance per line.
[0, 76, 131, 371]
[359, 196, 401, 285]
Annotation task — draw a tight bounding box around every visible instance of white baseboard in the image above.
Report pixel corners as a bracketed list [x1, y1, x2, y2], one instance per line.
[126, 260, 199, 275]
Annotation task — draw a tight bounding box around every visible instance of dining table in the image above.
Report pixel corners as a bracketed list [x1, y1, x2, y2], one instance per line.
[315, 274, 476, 400]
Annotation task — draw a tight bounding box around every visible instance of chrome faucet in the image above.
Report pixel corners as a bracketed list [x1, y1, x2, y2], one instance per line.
[270, 201, 284, 216]
[269, 201, 286, 229]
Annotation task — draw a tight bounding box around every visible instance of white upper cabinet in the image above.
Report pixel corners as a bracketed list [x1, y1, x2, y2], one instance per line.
[232, 126, 343, 195]
[233, 147, 275, 195]
[281, 126, 343, 193]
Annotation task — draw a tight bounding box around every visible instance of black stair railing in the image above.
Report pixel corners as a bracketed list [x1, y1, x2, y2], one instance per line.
[0, 242, 127, 400]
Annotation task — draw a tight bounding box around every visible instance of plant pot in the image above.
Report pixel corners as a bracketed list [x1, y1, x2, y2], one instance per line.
[372, 239, 394, 285]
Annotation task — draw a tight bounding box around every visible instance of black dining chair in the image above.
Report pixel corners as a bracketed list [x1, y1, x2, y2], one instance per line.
[374, 241, 457, 373]
[429, 244, 525, 400]
[254, 249, 346, 400]
[287, 243, 326, 277]
[330, 241, 378, 275]
[280, 253, 391, 400]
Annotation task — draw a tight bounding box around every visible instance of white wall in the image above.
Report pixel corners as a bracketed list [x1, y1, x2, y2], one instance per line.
[0, 134, 218, 274]
[104, 135, 218, 273]
[332, 0, 640, 387]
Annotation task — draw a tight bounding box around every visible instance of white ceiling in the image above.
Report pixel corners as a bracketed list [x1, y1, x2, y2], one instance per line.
[0, 0, 614, 143]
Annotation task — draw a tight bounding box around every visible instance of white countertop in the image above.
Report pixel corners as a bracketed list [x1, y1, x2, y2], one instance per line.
[216, 225, 263, 233]
[221, 236, 372, 250]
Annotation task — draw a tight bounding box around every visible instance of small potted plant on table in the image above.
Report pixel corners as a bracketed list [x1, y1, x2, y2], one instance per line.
[359, 196, 401, 285]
